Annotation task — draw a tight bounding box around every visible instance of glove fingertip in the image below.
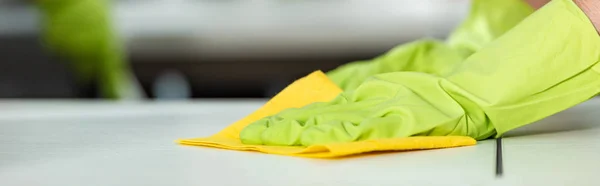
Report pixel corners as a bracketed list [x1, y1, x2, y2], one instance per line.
[239, 122, 268, 145]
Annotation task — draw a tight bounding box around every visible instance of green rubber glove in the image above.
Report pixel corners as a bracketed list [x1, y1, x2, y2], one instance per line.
[36, 0, 142, 99]
[445, 0, 534, 56]
[326, 0, 534, 92]
[240, 0, 600, 146]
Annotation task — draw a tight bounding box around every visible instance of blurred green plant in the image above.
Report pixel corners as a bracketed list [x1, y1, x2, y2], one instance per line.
[36, 0, 142, 99]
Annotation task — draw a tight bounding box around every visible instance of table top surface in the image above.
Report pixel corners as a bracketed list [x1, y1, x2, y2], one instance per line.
[1, 99, 599, 186]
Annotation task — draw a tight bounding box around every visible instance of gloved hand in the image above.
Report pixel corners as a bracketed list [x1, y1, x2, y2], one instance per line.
[36, 0, 142, 99]
[327, 0, 534, 91]
[240, 0, 600, 146]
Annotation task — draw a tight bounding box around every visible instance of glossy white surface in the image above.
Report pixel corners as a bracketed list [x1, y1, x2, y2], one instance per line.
[1, 98, 599, 186]
[498, 99, 600, 186]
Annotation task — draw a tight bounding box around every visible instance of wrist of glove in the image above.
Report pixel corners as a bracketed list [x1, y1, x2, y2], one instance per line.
[575, 0, 600, 34]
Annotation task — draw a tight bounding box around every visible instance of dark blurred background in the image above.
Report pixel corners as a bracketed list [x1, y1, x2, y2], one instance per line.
[0, 0, 469, 99]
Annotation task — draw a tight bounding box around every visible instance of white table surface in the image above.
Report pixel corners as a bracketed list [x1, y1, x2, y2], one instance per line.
[1, 99, 599, 186]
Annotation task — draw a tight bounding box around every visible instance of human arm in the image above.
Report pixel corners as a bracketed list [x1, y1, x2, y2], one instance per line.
[575, 0, 600, 33]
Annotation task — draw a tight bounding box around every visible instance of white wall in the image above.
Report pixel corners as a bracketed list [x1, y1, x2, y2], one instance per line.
[0, 0, 471, 59]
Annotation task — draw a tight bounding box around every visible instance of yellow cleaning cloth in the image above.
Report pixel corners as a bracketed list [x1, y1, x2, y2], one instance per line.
[177, 71, 476, 158]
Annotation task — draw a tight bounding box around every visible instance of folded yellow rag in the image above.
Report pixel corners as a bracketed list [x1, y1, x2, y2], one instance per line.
[177, 71, 476, 158]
